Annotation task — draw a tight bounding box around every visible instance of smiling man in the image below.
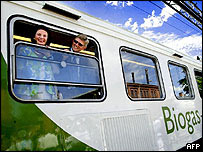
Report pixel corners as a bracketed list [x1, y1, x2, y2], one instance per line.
[68, 34, 89, 53]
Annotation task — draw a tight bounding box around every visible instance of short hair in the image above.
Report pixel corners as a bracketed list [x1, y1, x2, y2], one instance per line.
[75, 34, 89, 47]
[31, 25, 51, 45]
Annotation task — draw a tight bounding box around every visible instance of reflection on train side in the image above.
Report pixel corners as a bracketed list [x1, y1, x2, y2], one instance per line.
[127, 83, 160, 98]
[168, 62, 194, 99]
[121, 49, 162, 99]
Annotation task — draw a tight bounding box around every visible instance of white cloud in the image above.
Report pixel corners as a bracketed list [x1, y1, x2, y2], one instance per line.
[141, 31, 202, 58]
[141, 30, 178, 43]
[140, 4, 178, 29]
[124, 18, 133, 27]
[140, 10, 163, 29]
[131, 22, 138, 33]
[160, 3, 177, 22]
[126, 1, 133, 6]
[106, 1, 133, 7]
[124, 18, 139, 33]
[106, 1, 119, 6]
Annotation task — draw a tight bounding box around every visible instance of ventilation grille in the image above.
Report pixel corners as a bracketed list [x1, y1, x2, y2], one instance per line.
[101, 114, 155, 151]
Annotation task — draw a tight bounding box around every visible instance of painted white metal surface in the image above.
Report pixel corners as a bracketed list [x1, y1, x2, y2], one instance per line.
[101, 110, 156, 151]
[1, 1, 202, 151]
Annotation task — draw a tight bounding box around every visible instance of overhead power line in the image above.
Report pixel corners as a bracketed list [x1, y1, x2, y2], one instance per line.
[149, 1, 200, 33]
[131, 3, 193, 35]
[162, 1, 202, 30]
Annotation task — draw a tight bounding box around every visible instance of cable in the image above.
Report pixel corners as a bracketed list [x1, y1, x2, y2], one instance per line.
[149, 1, 200, 33]
[131, 3, 201, 36]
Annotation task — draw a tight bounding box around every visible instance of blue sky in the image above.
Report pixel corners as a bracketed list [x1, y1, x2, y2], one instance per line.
[59, 1, 202, 59]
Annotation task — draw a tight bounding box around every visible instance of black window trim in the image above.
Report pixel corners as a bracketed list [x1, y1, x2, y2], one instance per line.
[119, 46, 166, 101]
[167, 60, 195, 100]
[8, 15, 106, 103]
[194, 68, 202, 99]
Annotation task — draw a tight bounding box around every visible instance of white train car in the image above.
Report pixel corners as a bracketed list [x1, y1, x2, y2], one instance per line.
[1, 1, 202, 151]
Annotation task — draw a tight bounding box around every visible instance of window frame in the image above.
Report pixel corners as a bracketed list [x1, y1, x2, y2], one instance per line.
[168, 60, 195, 100]
[7, 15, 106, 103]
[119, 46, 166, 101]
[194, 68, 202, 99]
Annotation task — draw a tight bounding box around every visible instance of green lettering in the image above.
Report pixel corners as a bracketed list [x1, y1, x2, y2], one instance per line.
[191, 111, 197, 125]
[162, 106, 175, 134]
[172, 107, 179, 131]
[195, 110, 201, 124]
[178, 113, 186, 129]
[186, 112, 194, 134]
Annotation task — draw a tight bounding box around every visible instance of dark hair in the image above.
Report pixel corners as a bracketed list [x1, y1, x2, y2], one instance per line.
[31, 25, 51, 45]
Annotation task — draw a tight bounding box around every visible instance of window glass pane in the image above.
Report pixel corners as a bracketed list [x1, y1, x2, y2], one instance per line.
[168, 63, 193, 98]
[121, 49, 162, 99]
[194, 70, 202, 98]
[14, 43, 102, 100]
[16, 44, 100, 84]
[13, 83, 103, 100]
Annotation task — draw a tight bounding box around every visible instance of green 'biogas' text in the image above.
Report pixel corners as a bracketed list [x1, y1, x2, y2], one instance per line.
[162, 106, 201, 134]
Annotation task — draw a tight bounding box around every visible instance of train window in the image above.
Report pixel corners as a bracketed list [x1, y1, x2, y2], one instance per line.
[120, 47, 165, 100]
[168, 62, 194, 99]
[8, 16, 105, 102]
[194, 69, 202, 98]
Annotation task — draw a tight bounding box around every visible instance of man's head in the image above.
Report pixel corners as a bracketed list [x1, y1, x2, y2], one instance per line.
[72, 34, 89, 52]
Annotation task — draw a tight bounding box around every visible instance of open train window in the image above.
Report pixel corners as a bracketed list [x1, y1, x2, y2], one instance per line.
[120, 47, 165, 101]
[8, 16, 105, 102]
[168, 61, 194, 99]
[194, 69, 202, 98]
